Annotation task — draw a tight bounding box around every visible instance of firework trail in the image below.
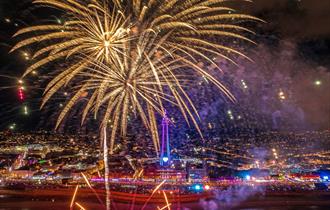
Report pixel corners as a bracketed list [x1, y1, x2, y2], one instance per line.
[70, 185, 79, 210]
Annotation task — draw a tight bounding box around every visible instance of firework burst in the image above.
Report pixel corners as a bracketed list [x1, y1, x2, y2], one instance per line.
[11, 0, 262, 153]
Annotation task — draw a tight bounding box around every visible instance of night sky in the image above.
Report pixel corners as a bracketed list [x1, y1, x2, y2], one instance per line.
[0, 0, 329, 131]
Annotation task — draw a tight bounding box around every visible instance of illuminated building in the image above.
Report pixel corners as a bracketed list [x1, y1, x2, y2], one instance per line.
[188, 168, 208, 182]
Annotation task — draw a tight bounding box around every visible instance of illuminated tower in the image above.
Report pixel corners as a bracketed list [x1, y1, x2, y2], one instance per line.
[160, 111, 171, 166]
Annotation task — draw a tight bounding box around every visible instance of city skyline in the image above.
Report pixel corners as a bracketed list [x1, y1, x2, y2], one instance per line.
[0, 1, 329, 210]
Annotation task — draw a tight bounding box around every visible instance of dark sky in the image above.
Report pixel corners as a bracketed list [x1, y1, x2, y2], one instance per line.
[0, 0, 329, 131]
[1, 0, 330, 38]
[247, 0, 330, 39]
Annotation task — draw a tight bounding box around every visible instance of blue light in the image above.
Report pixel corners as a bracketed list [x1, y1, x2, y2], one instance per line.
[245, 175, 251, 180]
[192, 184, 203, 191]
[162, 157, 169, 163]
[323, 176, 329, 181]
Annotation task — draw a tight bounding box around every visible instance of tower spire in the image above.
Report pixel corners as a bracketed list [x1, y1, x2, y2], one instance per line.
[160, 110, 171, 166]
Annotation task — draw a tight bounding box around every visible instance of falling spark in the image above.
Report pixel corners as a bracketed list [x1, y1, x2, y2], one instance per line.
[81, 172, 104, 206]
[157, 204, 172, 210]
[24, 105, 28, 115]
[142, 180, 167, 210]
[75, 202, 86, 210]
[162, 191, 171, 210]
[153, 180, 166, 194]
[137, 169, 144, 178]
[70, 185, 79, 209]
[103, 126, 111, 210]
[81, 172, 92, 188]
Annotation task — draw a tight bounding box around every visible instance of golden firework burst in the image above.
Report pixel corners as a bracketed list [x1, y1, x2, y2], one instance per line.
[12, 0, 262, 153]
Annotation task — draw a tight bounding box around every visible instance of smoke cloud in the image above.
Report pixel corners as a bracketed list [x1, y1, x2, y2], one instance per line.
[199, 185, 265, 210]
